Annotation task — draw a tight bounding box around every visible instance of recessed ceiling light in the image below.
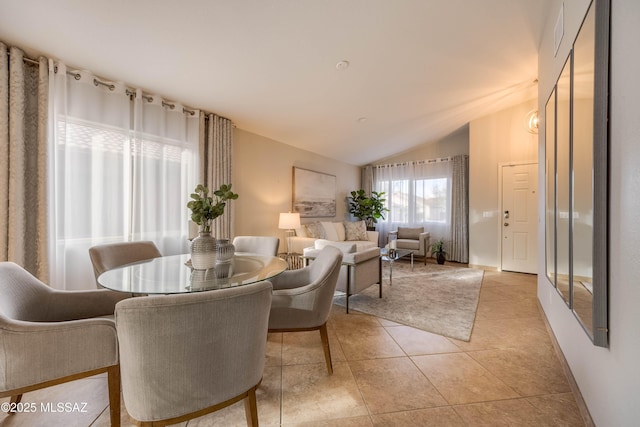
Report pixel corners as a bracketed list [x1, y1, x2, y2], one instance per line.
[336, 60, 350, 70]
[357, 117, 368, 123]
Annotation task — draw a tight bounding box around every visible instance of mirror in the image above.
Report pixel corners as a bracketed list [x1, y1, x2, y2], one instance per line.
[545, 88, 556, 289]
[572, 4, 595, 334]
[544, 0, 608, 347]
[556, 56, 571, 305]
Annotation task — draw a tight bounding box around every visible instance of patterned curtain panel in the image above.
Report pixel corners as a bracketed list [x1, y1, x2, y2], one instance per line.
[199, 113, 234, 239]
[450, 155, 469, 263]
[0, 43, 48, 280]
[361, 165, 374, 195]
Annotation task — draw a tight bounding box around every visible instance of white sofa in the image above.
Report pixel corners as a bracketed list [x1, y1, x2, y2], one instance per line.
[289, 220, 379, 254]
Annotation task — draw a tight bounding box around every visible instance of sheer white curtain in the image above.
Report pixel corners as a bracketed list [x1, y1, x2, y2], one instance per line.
[131, 89, 198, 254]
[373, 156, 469, 262]
[49, 62, 197, 290]
[374, 159, 453, 250]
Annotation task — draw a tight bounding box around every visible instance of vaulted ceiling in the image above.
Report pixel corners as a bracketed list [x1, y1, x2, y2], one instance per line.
[0, 0, 552, 165]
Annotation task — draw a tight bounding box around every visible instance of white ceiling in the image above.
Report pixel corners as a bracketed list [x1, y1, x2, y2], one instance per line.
[0, 0, 551, 166]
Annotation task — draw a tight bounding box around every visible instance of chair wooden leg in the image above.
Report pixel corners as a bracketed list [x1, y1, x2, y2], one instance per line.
[7, 394, 22, 416]
[244, 386, 259, 427]
[107, 365, 121, 427]
[319, 323, 333, 375]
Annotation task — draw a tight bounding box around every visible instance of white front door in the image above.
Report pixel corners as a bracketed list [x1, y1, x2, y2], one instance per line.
[501, 163, 538, 274]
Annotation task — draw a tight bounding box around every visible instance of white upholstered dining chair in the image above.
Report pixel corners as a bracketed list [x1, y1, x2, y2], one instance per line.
[0, 262, 127, 427]
[232, 235, 280, 256]
[268, 245, 343, 374]
[88, 240, 162, 287]
[115, 280, 273, 427]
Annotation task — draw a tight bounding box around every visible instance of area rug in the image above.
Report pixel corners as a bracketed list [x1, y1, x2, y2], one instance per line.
[333, 261, 484, 341]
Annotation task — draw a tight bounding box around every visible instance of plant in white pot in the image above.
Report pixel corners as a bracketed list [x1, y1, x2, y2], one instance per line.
[187, 184, 238, 270]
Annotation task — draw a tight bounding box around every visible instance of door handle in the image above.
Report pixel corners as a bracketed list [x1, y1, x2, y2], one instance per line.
[504, 222, 509, 226]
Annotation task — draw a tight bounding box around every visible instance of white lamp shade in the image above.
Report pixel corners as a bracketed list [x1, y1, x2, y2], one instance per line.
[278, 212, 301, 230]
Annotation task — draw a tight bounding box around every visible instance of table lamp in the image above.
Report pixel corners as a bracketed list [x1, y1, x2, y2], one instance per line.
[278, 212, 301, 255]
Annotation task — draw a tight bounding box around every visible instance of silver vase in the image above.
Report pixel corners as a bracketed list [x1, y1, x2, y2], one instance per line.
[190, 231, 217, 270]
[214, 239, 235, 278]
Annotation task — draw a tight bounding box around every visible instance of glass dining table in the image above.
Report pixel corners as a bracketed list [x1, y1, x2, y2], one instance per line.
[97, 253, 287, 294]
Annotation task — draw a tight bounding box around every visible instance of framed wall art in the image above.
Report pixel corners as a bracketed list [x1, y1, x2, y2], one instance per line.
[292, 167, 336, 218]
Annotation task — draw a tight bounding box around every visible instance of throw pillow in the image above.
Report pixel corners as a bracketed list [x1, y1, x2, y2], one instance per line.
[334, 222, 346, 241]
[320, 221, 340, 241]
[397, 227, 423, 240]
[304, 222, 325, 239]
[344, 220, 369, 241]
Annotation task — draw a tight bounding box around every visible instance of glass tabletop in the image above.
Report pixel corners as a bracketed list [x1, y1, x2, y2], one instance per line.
[97, 253, 287, 294]
[380, 247, 414, 261]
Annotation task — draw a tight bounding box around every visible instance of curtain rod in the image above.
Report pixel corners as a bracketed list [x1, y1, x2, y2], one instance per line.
[6, 48, 233, 123]
[375, 156, 454, 169]
[5, 50, 40, 66]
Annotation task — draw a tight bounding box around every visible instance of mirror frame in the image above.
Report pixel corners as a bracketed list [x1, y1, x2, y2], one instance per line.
[544, 0, 609, 347]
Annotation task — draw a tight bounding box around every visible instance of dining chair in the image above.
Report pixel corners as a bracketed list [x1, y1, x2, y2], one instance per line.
[88, 240, 162, 287]
[268, 245, 343, 374]
[232, 235, 280, 256]
[0, 262, 128, 427]
[115, 280, 273, 427]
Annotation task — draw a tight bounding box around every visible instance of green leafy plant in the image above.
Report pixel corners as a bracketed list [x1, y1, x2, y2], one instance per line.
[431, 240, 446, 255]
[348, 189, 389, 229]
[187, 184, 239, 233]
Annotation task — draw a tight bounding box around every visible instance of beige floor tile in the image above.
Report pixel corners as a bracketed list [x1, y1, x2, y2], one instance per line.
[526, 393, 586, 426]
[453, 397, 582, 427]
[371, 407, 467, 426]
[336, 326, 406, 360]
[186, 365, 282, 427]
[468, 345, 571, 396]
[281, 362, 368, 425]
[329, 308, 382, 331]
[266, 332, 283, 367]
[281, 328, 345, 367]
[288, 415, 374, 426]
[0, 376, 109, 427]
[412, 353, 519, 405]
[349, 357, 447, 414]
[450, 316, 550, 351]
[475, 297, 541, 320]
[385, 325, 462, 356]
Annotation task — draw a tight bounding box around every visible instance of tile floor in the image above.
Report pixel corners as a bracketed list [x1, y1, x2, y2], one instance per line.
[0, 263, 587, 426]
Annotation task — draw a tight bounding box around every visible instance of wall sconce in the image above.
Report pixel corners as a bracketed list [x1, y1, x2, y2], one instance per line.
[526, 109, 539, 134]
[278, 212, 301, 255]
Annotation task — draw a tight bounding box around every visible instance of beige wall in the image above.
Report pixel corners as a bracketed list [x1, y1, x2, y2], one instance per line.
[469, 99, 538, 269]
[232, 128, 360, 253]
[373, 125, 469, 164]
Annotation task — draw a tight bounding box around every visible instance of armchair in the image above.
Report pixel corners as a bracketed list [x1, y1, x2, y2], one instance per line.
[0, 262, 128, 426]
[268, 246, 343, 374]
[232, 235, 280, 256]
[115, 281, 273, 426]
[88, 240, 162, 287]
[387, 227, 431, 264]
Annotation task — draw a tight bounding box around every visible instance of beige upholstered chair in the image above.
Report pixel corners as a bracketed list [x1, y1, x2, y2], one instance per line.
[88, 240, 162, 286]
[0, 262, 127, 427]
[388, 227, 431, 264]
[115, 281, 273, 427]
[232, 235, 280, 256]
[268, 245, 343, 374]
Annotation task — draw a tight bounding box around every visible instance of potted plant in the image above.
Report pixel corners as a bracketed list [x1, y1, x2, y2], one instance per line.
[432, 240, 446, 265]
[187, 184, 239, 233]
[348, 189, 389, 230]
[186, 184, 238, 270]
